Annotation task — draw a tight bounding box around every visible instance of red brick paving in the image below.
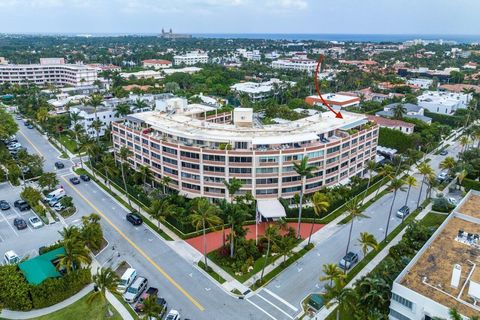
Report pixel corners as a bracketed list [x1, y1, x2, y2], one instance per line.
[185, 222, 324, 254]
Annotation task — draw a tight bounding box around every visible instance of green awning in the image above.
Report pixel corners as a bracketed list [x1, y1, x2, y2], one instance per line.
[18, 247, 65, 285]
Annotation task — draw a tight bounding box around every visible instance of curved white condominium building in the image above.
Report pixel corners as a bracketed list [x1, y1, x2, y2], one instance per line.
[112, 103, 378, 200]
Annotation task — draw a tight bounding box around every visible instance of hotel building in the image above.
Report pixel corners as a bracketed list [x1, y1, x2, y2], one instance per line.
[173, 51, 208, 66]
[0, 62, 97, 87]
[389, 190, 480, 320]
[112, 100, 379, 200]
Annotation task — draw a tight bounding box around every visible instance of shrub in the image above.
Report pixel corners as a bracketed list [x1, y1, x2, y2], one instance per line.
[33, 204, 46, 218]
[0, 265, 33, 311]
[461, 178, 480, 191]
[377, 127, 421, 153]
[432, 198, 454, 213]
[30, 268, 91, 309]
[21, 186, 42, 207]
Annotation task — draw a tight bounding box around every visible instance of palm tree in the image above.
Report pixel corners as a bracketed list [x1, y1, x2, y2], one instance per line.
[457, 169, 467, 190]
[440, 156, 457, 177]
[416, 161, 434, 208]
[147, 198, 175, 230]
[99, 154, 118, 191]
[321, 278, 348, 320]
[89, 119, 103, 143]
[138, 165, 153, 187]
[293, 156, 316, 239]
[71, 123, 85, 153]
[320, 263, 346, 287]
[358, 232, 378, 257]
[89, 93, 104, 121]
[307, 192, 329, 246]
[114, 103, 131, 117]
[392, 103, 407, 119]
[223, 177, 243, 203]
[190, 198, 222, 269]
[59, 225, 81, 243]
[403, 176, 417, 220]
[344, 198, 368, 258]
[118, 146, 132, 206]
[460, 135, 470, 152]
[384, 178, 405, 241]
[277, 236, 296, 264]
[79, 137, 96, 172]
[224, 203, 249, 258]
[260, 224, 279, 282]
[160, 176, 171, 194]
[87, 267, 120, 317]
[132, 98, 149, 113]
[361, 160, 377, 205]
[56, 239, 92, 273]
[142, 294, 163, 320]
[375, 164, 394, 198]
[70, 110, 83, 127]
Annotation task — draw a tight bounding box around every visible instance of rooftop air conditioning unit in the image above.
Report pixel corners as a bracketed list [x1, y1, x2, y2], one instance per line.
[451, 264, 461, 289]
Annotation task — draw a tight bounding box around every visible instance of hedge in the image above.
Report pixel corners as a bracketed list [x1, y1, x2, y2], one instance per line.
[461, 178, 480, 191]
[377, 127, 419, 153]
[0, 265, 33, 311]
[30, 268, 91, 309]
[424, 111, 462, 128]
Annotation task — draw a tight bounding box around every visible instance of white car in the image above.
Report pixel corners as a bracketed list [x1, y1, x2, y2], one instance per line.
[7, 142, 21, 151]
[448, 197, 458, 206]
[53, 203, 65, 211]
[4, 250, 20, 265]
[28, 216, 44, 229]
[165, 310, 180, 320]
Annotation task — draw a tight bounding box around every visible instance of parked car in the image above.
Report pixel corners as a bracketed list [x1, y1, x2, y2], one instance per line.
[80, 174, 90, 182]
[157, 297, 167, 317]
[448, 197, 458, 206]
[27, 124, 34, 129]
[123, 276, 148, 303]
[14, 199, 30, 211]
[339, 252, 359, 270]
[54, 162, 65, 169]
[0, 200, 10, 210]
[165, 310, 180, 320]
[437, 171, 449, 182]
[3, 250, 20, 265]
[126, 212, 143, 226]
[13, 218, 27, 230]
[70, 177, 81, 185]
[396, 205, 410, 219]
[28, 216, 44, 229]
[7, 142, 21, 151]
[43, 188, 66, 203]
[48, 194, 65, 207]
[53, 202, 65, 211]
[15, 115, 22, 120]
[117, 268, 137, 293]
[134, 287, 159, 312]
[440, 150, 448, 156]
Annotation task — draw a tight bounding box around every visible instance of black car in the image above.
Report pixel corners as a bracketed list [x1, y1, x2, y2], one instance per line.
[80, 174, 90, 182]
[440, 150, 448, 156]
[27, 124, 34, 129]
[54, 162, 65, 169]
[13, 218, 27, 230]
[0, 200, 10, 210]
[126, 212, 143, 226]
[70, 177, 81, 185]
[339, 252, 359, 270]
[14, 199, 30, 211]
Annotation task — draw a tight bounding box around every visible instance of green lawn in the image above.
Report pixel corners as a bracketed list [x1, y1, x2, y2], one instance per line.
[31, 293, 122, 320]
[419, 212, 448, 229]
[57, 133, 78, 153]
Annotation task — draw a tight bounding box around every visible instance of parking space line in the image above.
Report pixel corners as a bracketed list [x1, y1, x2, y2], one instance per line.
[246, 298, 278, 320]
[256, 294, 294, 319]
[12, 208, 33, 232]
[62, 177, 205, 312]
[0, 211, 19, 237]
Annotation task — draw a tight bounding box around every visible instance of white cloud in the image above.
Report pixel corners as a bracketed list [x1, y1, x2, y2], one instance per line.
[267, 0, 308, 10]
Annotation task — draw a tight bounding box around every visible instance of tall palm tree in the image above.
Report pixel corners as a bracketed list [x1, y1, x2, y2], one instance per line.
[89, 93, 104, 121]
[322, 277, 350, 320]
[138, 165, 153, 187]
[160, 176, 171, 194]
[70, 110, 83, 127]
[99, 154, 118, 191]
[344, 198, 368, 258]
[392, 103, 407, 119]
[293, 156, 316, 239]
[223, 177, 243, 203]
[358, 232, 378, 257]
[87, 267, 120, 317]
[118, 146, 132, 206]
[460, 135, 470, 152]
[361, 160, 377, 205]
[375, 164, 394, 198]
[56, 239, 92, 273]
[416, 161, 434, 208]
[71, 123, 85, 153]
[384, 178, 405, 241]
[320, 263, 346, 287]
[403, 176, 417, 221]
[132, 98, 149, 113]
[307, 192, 329, 246]
[89, 119, 103, 143]
[147, 198, 176, 230]
[439, 156, 457, 177]
[190, 198, 222, 269]
[79, 137, 96, 173]
[260, 224, 279, 282]
[114, 103, 131, 117]
[142, 294, 163, 320]
[457, 169, 467, 190]
[224, 203, 249, 258]
[58, 225, 81, 243]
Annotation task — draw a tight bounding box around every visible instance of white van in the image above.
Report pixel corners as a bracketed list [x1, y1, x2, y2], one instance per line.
[4, 251, 20, 265]
[43, 188, 65, 203]
[117, 268, 137, 293]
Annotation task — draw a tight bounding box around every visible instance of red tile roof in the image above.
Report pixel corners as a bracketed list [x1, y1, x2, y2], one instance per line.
[142, 59, 172, 65]
[367, 115, 415, 129]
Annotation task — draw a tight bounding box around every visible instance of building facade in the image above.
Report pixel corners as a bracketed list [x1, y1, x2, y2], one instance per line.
[142, 59, 173, 69]
[271, 58, 317, 73]
[173, 51, 209, 66]
[0, 63, 97, 87]
[417, 91, 471, 115]
[230, 78, 296, 102]
[112, 105, 378, 200]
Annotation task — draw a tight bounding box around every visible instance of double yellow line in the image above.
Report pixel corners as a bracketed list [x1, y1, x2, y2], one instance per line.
[63, 177, 205, 311]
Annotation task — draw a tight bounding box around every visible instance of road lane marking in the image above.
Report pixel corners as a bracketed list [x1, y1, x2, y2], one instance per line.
[62, 177, 205, 311]
[18, 130, 44, 157]
[262, 288, 299, 312]
[246, 298, 278, 320]
[0, 211, 18, 237]
[257, 294, 294, 319]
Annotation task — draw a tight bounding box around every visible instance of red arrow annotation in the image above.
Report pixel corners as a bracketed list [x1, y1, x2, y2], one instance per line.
[313, 54, 343, 119]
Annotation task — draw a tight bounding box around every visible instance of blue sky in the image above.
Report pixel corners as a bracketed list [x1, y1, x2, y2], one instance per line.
[0, 0, 478, 34]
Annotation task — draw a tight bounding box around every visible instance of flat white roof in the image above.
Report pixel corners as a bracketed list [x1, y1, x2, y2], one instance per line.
[257, 199, 286, 219]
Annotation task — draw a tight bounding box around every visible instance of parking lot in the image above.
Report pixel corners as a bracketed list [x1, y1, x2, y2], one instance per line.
[0, 181, 66, 261]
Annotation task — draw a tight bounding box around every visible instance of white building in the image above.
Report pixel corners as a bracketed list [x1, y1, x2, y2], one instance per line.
[48, 94, 88, 114]
[305, 93, 360, 110]
[0, 62, 97, 87]
[69, 105, 119, 138]
[173, 51, 208, 65]
[417, 91, 471, 115]
[389, 190, 480, 320]
[119, 70, 164, 80]
[142, 59, 173, 69]
[271, 58, 317, 73]
[230, 78, 296, 102]
[163, 67, 202, 75]
[236, 49, 261, 61]
[407, 78, 433, 89]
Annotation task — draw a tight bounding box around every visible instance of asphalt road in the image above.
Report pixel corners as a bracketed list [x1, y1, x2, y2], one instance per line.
[7, 116, 463, 320]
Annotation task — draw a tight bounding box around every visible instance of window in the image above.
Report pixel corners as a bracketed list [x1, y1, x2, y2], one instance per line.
[256, 167, 278, 174]
[307, 150, 324, 158]
[182, 182, 200, 191]
[204, 166, 225, 173]
[229, 156, 252, 163]
[182, 162, 200, 170]
[306, 181, 322, 189]
[229, 167, 251, 174]
[259, 156, 278, 163]
[326, 166, 338, 174]
[389, 309, 411, 320]
[151, 152, 160, 159]
[256, 189, 278, 195]
[282, 176, 301, 183]
[391, 293, 413, 310]
[342, 142, 350, 148]
[181, 172, 200, 180]
[163, 157, 177, 165]
[326, 156, 339, 164]
[204, 176, 224, 183]
[164, 167, 177, 175]
[282, 186, 301, 193]
[162, 146, 177, 155]
[327, 146, 340, 154]
[181, 151, 199, 159]
[283, 154, 303, 162]
[256, 178, 278, 184]
[203, 154, 225, 162]
[150, 142, 160, 150]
